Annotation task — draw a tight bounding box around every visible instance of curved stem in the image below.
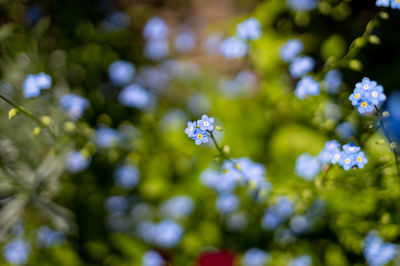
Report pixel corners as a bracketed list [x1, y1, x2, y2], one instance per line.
[208, 130, 233, 163]
[374, 105, 400, 177]
[0, 94, 56, 139]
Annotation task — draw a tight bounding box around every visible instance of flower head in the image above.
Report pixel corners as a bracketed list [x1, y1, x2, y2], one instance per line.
[197, 114, 215, 131]
[185, 121, 197, 137]
[22, 73, 52, 98]
[66, 151, 91, 173]
[342, 142, 361, 154]
[114, 165, 140, 189]
[355, 151, 368, 169]
[350, 77, 386, 114]
[338, 152, 356, 171]
[3, 239, 30, 265]
[280, 39, 304, 63]
[391, 0, 400, 9]
[376, 0, 390, 7]
[108, 60, 135, 87]
[242, 248, 270, 266]
[318, 140, 341, 164]
[216, 193, 239, 214]
[219, 37, 248, 59]
[236, 17, 262, 41]
[324, 69, 342, 94]
[295, 153, 322, 180]
[191, 128, 209, 145]
[60, 94, 89, 120]
[295, 76, 321, 99]
[142, 250, 164, 266]
[143, 17, 169, 40]
[118, 84, 152, 110]
[289, 56, 315, 78]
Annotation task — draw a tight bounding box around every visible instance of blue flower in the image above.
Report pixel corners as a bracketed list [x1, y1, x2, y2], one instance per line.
[215, 193, 239, 214]
[3, 239, 30, 265]
[286, 0, 319, 11]
[114, 165, 140, 189]
[324, 69, 342, 94]
[22, 73, 52, 98]
[290, 215, 310, 234]
[185, 121, 197, 137]
[318, 140, 341, 164]
[236, 17, 262, 41]
[295, 76, 321, 99]
[118, 84, 152, 110]
[191, 128, 209, 145]
[391, 0, 400, 9]
[355, 151, 368, 169]
[66, 151, 91, 173]
[197, 114, 215, 131]
[200, 168, 238, 193]
[342, 142, 361, 154]
[295, 153, 322, 180]
[143, 17, 169, 40]
[144, 39, 169, 60]
[289, 56, 315, 78]
[376, 0, 390, 7]
[276, 196, 294, 219]
[60, 94, 90, 120]
[105, 196, 129, 214]
[37, 226, 65, 248]
[262, 207, 283, 230]
[280, 39, 304, 63]
[242, 248, 270, 266]
[142, 250, 164, 266]
[108, 60, 135, 87]
[159, 196, 194, 219]
[350, 77, 386, 114]
[290, 255, 312, 266]
[220, 37, 248, 59]
[338, 152, 356, 171]
[95, 127, 122, 148]
[386, 92, 400, 144]
[154, 220, 183, 248]
[363, 231, 397, 266]
[175, 30, 196, 53]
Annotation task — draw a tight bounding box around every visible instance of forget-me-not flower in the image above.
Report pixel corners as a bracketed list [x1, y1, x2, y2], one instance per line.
[289, 56, 315, 78]
[66, 151, 91, 173]
[242, 248, 270, 266]
[114, 165, 140, 189]
[60, 94, 89, 120]
[215, 193, 239, 214]
[236, 17, 262, 41]
[295, 153, 322, 180]
[280, 39, 304, 63]
[108, 60, 135, 87]
[3, 239, 30, 265]
[197, 114, 215, 131]
[143, 17, 169, 40]
[324, 69, 342, 94]
[350, 77, 386, 114]
[142, 250, 164, 266]
[118, 84, 152, 110]
[220, 37, 248, 59]
[295, 76, 321, 99]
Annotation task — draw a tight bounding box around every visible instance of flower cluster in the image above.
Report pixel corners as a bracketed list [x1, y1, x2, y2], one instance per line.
[349, 77, 386, 114]
[363, 230, 397, 266]
[219, 18, 261, 59]
[280, 39, 304, 63]
[319, 141, 368, 171]
[60, 94, 90, 120]
[22, 73, 52, 98]
[143, 17, 169, 60]
[185, 114, 215, 145]
[2, 239, 30, 265]
[376, 0, 400, 9]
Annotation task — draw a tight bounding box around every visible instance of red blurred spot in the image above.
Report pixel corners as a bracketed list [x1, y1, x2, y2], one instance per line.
[197, 249, 235, 266]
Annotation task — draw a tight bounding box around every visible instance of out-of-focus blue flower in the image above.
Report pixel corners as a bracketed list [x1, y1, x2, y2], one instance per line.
[324, 69, 342, 94]
[3, 239, 30, 265]
[95, 127, 122, 148]
[203, 33, 223, 54]
[25, 6, 43, 25]
[200, 168, 239, 193]
[102, 12, 130, 31]
[23, 73, 52, 98]
[159, 196, 194, 219]
[242, 248, 270, 266]
[66, 151, 91, 173]
[290, 255, 312, 266]
[262, 207, 283, 230]
[363, 231, 397, 266]
[114, 165, 140, 189]
[197, 114, 215, 131]
[154, 220, 183, 248]
[276, 196, 294, 219]
[220, 37, 248, 59]
[60, 94, 89, 120]
[286, 0, 319, 11]
[343, 142, 361, 154]
[137, 222, 157, 243]
[350, 77, 386, 114]
[386, 92, 400, 145]
[295, 76, 320, 99]
[118, 84, 151, 110]
[295, 153, 322, 180]
[143, 17, 169, 40]
[215, 193, 239, 214]
[391, 0, 400, 9]
[290, 215, 310, 234]
[37, 226, 65, 248]
[336, 122, 356, 141]
[144, 39, 169, 60]
[355, 151, 368, 169]
[108, 60, 135, 87]
[376, 0, 390, 7]
[289, 56, 315, 78]
[175, 30, 196, 53]
[227, 212, 247, 231]
[236, 17, 262, 41]
[190, 128, 209, 145]
[142, 250, 164, 266]
[280, 39, 304, 63]
[318, 140, 341, 164]
[105, 196, 129, 214]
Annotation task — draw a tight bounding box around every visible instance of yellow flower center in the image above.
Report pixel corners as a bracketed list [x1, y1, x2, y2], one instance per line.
[361, 101, 368, 107]
[357, 157, 362, 162]
[190, 126, 193, 131]
[345, 159, 351, 164]
[355, 93, 360, 99]
[197, 134, 203, 139]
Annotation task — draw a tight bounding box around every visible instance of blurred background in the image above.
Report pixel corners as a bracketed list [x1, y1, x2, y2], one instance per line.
[0, 0, 400, 265]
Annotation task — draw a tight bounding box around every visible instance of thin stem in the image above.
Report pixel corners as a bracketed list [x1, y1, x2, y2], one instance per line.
[374, 105, 400, 177]
[0, 94, 56, 139]
[208, 130, 233, 163]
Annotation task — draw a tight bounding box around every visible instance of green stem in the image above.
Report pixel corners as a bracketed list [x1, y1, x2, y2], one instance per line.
[209, 130, 232, 163]
[0, 94, 56, 139]
[374, 105, 400, 177]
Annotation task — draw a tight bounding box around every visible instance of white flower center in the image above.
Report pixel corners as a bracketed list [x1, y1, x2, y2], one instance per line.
[363, 84, 369, 89]
[371, 91, 378, 97]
